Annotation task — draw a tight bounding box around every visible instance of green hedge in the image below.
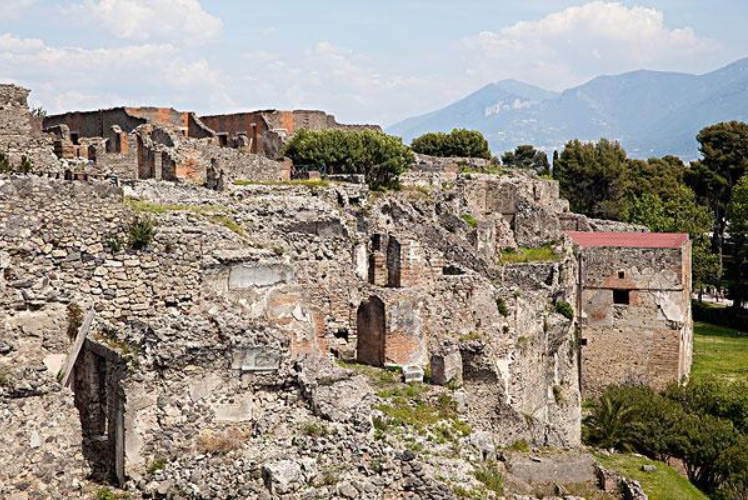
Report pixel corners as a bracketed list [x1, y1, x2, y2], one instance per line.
[692, 300, 748, 332]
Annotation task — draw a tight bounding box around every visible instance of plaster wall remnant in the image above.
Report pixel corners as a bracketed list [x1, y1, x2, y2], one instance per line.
[228, 263, 296, 289]
[568, 231, 693, 397]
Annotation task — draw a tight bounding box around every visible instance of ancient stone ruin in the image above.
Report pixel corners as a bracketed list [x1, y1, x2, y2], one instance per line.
[567, 231, 693, 396]
[0, 83, 690, 499]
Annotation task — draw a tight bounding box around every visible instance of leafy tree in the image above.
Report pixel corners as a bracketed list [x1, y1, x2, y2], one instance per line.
[719, 438, 748, 500]
[553, 138, 630, 219]
[673, 413, 738, 491]
[411, 129, 491, 159]
[501, 145, 550, 175]
[686, 121, 748, 262]
[625, 186, 720, 295]
[624, 155, 685, 202]
[727, 175, 748, 308]
[281, 129, 414, 188]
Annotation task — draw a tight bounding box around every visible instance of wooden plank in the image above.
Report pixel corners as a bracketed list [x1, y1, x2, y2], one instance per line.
[60, 309, 95, 389]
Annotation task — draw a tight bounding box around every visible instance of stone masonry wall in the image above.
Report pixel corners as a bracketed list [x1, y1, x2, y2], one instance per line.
[579, 244, 692, 396]
[0, 84, 58, 170]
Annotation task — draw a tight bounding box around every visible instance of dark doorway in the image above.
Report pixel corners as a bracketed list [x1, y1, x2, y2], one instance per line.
[73, 340, 127, 484]
[356, 296, 386, 366]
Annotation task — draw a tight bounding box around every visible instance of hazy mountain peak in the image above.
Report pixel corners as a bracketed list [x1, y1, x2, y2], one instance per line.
[388, 57, 748, 159]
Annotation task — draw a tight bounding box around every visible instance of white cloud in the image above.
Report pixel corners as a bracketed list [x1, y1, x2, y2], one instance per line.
[0, 0, 35, 20]
[77, 0, 223, 45]
[0, 33, 235, 114]
[461, 1, 719, 90]
[236, 41, 451, 125]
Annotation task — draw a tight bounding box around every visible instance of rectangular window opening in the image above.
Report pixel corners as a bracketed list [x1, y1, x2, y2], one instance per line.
[613, 289, 630, 305]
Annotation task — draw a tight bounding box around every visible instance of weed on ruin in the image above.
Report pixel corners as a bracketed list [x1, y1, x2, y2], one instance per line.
[499, 245, 560, 264]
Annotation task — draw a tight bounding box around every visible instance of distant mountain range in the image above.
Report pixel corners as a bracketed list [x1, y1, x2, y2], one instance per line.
[388, 58, 748, 160]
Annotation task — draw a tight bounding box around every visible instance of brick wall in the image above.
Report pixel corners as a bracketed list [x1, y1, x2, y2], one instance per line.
[578, 244, 692, 396]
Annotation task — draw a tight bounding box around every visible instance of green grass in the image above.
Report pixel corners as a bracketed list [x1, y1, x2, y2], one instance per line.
[458, 331, 482, 342]
[125, 198, 226, 215]
[595, 454, 708, 500]
[233, 179, 329, 187]
[207, 214, 245, 236]
[125, 198, 244, 236]
[692, 321, 748, 381]
[499, 245, 560, 264]
[461, 213, 479, 228]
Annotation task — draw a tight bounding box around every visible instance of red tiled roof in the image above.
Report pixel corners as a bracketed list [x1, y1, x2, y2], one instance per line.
[565, 231, 689, 249]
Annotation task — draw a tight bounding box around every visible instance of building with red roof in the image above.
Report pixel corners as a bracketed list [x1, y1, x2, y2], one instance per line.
[566, 231, 692, 396]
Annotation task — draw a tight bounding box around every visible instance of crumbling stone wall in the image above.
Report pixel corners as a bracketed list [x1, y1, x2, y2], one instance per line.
[0, 84, 58, 170]
[0, 162, 598, 496]
[73, 340, 127, 484]
[200, 109, 382, 159]
[576, 242, 693, 396]
[43, 107, 211, 141]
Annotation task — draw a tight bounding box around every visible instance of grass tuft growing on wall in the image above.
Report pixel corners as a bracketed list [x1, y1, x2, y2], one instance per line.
[499, 245, 560, 264]
[233, 179, 329, 187]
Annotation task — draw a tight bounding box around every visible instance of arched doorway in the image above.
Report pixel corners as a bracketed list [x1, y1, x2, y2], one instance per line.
[356, 296, 386, 366]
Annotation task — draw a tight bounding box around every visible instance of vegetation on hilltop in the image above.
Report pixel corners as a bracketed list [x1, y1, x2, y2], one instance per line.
[281, 128, 413, 189]
[501, 144, 550, 175]
[411, 128, 491, 160]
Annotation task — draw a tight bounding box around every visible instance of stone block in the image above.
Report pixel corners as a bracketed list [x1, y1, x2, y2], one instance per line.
[262, 460, 305, 495]
[430, 351, 463, 385]
[402, 365, 424, 384]
[212, 394, 254, 422]
[228, 263, 295, 289]
[231, 346, 280, 372]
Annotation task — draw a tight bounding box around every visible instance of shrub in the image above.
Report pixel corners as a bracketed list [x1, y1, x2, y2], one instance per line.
[127, 217, 156, 250]
[553, 385, 565, 405]
[458, 331, 481, 342]
[496, 297, 509, 317]
[461, 213, 478, 228]
[583, 383, 748, 494]
[473, 460, 504, 495]
[281, 128, 414, 188]
[67, 303, 83, 340]
[106, 235, 123, 253]
[506, 439, 529, 452]
[582, 391, 641, 451]
[555, 300, 574, 320]
[411, 129, 491, 159]
[147, 457, 167, 474]
[301, 421, 328, 438]
[0, 152, 11, 173]
[197, 428, 247, 455]
[18, 156, 33, 174]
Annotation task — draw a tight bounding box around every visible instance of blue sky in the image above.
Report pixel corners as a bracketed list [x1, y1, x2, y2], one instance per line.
[0, 1, 746, 125]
